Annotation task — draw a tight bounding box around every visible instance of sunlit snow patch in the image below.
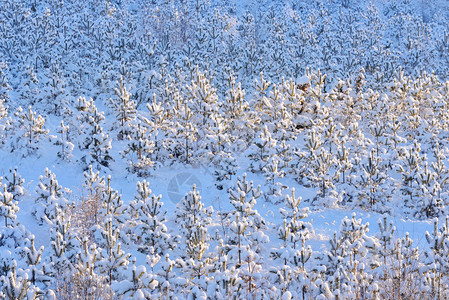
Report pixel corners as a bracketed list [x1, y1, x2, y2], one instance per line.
[167, 172, 202, 203]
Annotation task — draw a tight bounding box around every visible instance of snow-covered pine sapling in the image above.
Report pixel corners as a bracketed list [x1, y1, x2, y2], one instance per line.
[17, 64, 39, 106]
[323, 214, 377, 299]
[271, 219, 293, 294]
[54, 120, 74, 161]
[13, 106, 49, 154]
[359, 149, 386, 208]
[211, 150, 237, 190]
[54, 238, 111, 299]
[386, 116, 406, 150]
[272, 188, 314, 298]
[335, 138, 353, 184]
[205, 112, 231, 158]
[228, 174, 266, 234]
[83, 165, 105, 198]
[52, 211, 79, 263]
[431, 144, 449, 200]
[369, 119, 387, 158]
[70, 238, 109, 299]
[156, 254, 176, 299]
[32, 168, 70, 226]
[127, 180, 173, 255]
[261, 84, 286, 131]
[377, 232, 422, 299]
[343, 214, 377, 298]
[283, 77, 307, 118]
[275, 140, 293, 171]
[263, 156, 286, 204]
[227, 175, 269, 267]
[208, 238, 240, 299]
[96, 217, 131, 286]
[323, 118, 341, 155]
[396, 140, 424, 210]
[77, 98, 112, 168]
[0, 219, 34, 278]
[253, 72, 271, 112]
[109, 76, 136, 140]
[376, 215, 396, 267]
[99, 176, 127, 226]
[186, 67, 219, 129]
[279, 188, 313, 250]
[77, 165, 106, 232]
[172, 185, 214, 297]
[248, 125, 276, 172]
[0, 185, 18, 227]
[40, 62, 68, 115]
[221, 74, 248, 137]
[174, 184, 212, 241]
[0, 261, 38, 300]
[306, 143, 340, 206]
[0, 62, 9, 101]
[324, 231, 346, 280]
[415, 162, 443, 218]
[0, 98, 11, 145]
[21, 234, 51, 287]
[173, 99, 197, 164]
[227, 212, 249, 268]
[232, 246, 268, 300]
[423, 217, 449, 298]
[112, 258, 158, 299]
[300, 128, 322, 182]
[176, 225, 213, 299]
[133, 58, 160, 106]
[47, 211, 79, 278]
[122, 122, 155, 175]
[140, 95, 169, 161]
[48, 230, 68, 276]
[185, 227, 208, 269]
[4, 168, 25, 201]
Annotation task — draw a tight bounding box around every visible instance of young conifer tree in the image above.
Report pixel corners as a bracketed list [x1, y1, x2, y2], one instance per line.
[0, 261, 40, 300]
[32, 168, 70, 226]
[127, 180, 174, 255]
[223, 175, 270, 298]
[174, 185, 214, 298]
[99, 176, 127, 227]
[13, 106, 49, 155]
[423, 217, 449, 298]
[77, 97, 112, 168]
[0, 185, 18, 228]
[271, 188, 314, 298]
[62, 238, 109, 300]
[227, 174, 268, 246]
[54, 120, 74, 161]
[139, 94, 169, 162]
[0, 98, 11, 146]
[96, 217, 131, 288]
[4, 168, 25, 201]
[122, 122, 155, 175]
[21, 234, 52, 290]
[109, 76, 137, 140]
[112, 258, 158, 299]
[156, 254, 177, 299]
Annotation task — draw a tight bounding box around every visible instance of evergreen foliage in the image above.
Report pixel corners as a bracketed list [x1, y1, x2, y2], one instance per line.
[1, 0, 449, 298]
